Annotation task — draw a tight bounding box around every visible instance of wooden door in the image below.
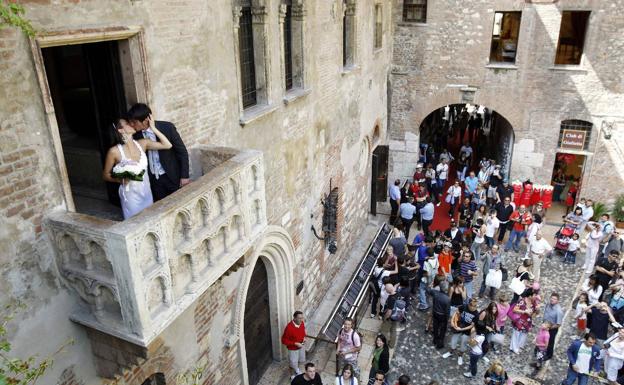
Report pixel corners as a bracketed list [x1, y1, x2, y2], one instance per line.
[244, 260, 272, 385]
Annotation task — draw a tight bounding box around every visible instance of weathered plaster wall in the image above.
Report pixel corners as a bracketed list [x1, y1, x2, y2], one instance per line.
[0, 0, 392, 384]
[389, 0, 624, 204]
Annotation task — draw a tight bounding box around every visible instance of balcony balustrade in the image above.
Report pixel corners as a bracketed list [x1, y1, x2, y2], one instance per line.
[45, 146, 267, 346]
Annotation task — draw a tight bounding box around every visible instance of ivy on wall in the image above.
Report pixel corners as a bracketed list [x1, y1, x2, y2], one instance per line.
[0, 1, 35, 36]
[0, 304, 72, 385]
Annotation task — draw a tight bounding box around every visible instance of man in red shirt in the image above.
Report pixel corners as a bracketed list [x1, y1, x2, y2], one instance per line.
[282, 311, 306, 379]
[504, 204, 532, 253]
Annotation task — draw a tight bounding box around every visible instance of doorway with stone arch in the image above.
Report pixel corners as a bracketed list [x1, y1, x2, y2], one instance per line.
[410, 104, 515, 237]
[418, 104, 515, 179]
[235, 227, 296, 385]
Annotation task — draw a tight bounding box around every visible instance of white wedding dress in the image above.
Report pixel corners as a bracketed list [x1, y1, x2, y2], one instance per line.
[117, 140, 153, 219]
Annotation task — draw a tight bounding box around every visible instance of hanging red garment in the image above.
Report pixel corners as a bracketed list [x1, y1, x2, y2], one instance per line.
[512, 182, 523, 207]
[530, 185, 542, 206]
[557, 153, 576, 164]
[542, 186, 553, 208]
[520, 183, 533, 207]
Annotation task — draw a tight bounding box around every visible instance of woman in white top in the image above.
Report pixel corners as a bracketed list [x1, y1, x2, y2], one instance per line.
[335, 363, 359, 385]
[446, 180, 462, 217]
[606, 328, 624, 384]
[102, 118, 172, 219]
[582, 275, 604, 306]
[470, 218, 486, 262]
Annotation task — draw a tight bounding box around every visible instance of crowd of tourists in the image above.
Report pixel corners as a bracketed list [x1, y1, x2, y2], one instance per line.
[281, 106, 624, 384]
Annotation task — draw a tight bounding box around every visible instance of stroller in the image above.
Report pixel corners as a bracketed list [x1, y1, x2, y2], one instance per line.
[553, 224, 576, 255]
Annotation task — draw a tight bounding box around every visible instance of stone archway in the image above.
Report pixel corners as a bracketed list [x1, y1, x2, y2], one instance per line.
[389, 101, 516, 184]
[418, 104, 515, 178]
[234, 226, 296, 385]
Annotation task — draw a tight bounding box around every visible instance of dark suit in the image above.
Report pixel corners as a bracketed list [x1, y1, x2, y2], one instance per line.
[134, 120, 189, 201]
[444, 228, 464, 250]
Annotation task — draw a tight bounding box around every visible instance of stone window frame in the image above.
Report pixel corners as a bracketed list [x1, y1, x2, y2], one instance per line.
[553, 10, 591, 67]
[233, 1, 275, 125]
[29, 26, 152, 211]
[488, 11, 522, 65]
[402, 0, 427, 24]
[374, 3, 383, 50]
[279, 0, 309, 104]
[342, 0, 357, 70]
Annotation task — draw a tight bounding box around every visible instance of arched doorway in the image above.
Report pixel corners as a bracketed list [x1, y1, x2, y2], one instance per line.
[243, 259, 272, 384]
[419, 104, 514, 178]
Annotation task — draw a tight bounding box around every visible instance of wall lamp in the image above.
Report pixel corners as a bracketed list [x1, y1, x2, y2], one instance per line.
[601, 120, 614, 140]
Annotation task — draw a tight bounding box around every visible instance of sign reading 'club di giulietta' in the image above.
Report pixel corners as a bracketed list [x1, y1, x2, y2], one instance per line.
[561, 129, 587, 150]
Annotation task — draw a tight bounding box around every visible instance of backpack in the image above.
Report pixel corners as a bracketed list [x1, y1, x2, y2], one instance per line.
[390, 296, 407, 322]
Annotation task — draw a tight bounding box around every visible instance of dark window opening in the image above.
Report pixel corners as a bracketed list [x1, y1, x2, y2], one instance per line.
[403, 0, 427, 23]
[42, 41, 128, 219]
[239, 7, 257, 108]
[489, 12, 521, 63]
[558, 120, 592, 150]
[284, 5, 293, 90]
[555, 11, 590, 65]
[374, 4, 383, 49]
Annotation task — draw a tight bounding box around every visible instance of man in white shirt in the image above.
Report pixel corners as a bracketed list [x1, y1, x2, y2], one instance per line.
[436, 159, 449, 203]
[527, 232, 552, 282]
[459, 142, 473, 160]
[562, 333, 600, 385]
[484, 209, 500, 248]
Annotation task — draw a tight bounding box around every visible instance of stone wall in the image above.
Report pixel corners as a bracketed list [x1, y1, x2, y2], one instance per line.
[0, 0, 392, 384]
[389, 0, 624, 205]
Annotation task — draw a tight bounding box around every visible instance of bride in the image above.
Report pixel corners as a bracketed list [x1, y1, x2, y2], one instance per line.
[102, 117, 172, 219]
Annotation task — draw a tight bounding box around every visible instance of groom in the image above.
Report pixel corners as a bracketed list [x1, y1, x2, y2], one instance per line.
[127, 103, 190, 201]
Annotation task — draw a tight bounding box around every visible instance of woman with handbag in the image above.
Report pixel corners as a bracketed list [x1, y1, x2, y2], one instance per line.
[509, 295, 535, 354]
[477, 302, 501, 354]
[446, 181, 462, 218]
[479, 245, 504, 300]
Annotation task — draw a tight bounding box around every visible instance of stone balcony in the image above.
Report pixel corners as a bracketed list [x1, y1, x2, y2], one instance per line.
[45, 146, 267, 347]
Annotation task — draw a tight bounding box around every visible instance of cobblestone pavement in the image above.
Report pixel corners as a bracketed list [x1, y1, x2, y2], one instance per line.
[386, 221, 587, 385]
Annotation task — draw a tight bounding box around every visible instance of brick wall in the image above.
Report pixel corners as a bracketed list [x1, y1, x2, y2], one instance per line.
[1, 0, 391, 384]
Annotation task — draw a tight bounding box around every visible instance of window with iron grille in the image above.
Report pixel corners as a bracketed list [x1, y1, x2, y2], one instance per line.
[342, 1, 356, 68]
[374, 4, 382, 49]
[343, 12, 348, 67]
[558, 120, 593, 150]
[284, 5, 293, 90]
[489, 12, 522, 63]
[403, 0, 426, 23]
[555, 11, 590, 65]
[239, 7, 257, 108]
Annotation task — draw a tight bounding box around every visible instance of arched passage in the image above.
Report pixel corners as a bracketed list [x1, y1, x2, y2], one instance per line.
[234, 226, 296, 385]
[419, 104, 515, 178]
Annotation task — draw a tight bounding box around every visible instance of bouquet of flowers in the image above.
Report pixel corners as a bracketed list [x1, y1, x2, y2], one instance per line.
[112, 160, 145, 191]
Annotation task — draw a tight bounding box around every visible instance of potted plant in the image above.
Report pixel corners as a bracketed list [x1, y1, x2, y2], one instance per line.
[614, 194, 624, 229]
[591, 202, 608, 221]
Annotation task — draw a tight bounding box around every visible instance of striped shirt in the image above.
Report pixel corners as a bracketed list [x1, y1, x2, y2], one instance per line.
[460, 260, 477, 283]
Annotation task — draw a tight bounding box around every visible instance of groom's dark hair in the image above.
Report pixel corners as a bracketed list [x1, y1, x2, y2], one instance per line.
[127, 103, 152, 122]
